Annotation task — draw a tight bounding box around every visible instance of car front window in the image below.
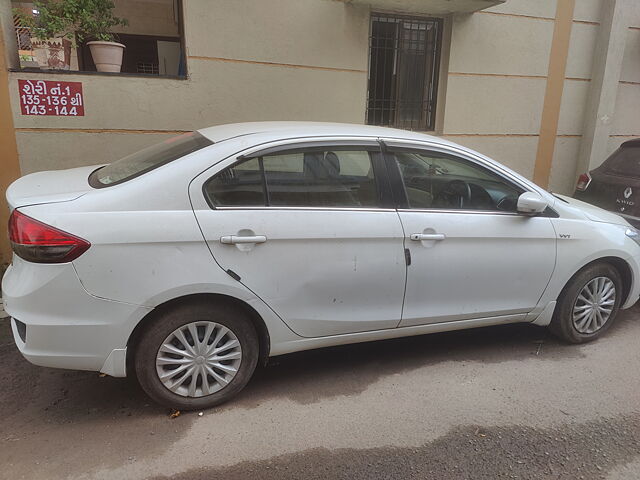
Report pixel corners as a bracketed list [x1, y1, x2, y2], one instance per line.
[394, 150, 524, 211]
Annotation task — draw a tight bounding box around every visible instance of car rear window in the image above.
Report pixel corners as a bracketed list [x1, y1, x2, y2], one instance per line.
[89, 132, 213, 188]
[604, 146, 640, 178]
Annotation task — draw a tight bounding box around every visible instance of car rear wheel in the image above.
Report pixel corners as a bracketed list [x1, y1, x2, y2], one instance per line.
[549, 262, 623, 343]
[134, 302, 259, 410]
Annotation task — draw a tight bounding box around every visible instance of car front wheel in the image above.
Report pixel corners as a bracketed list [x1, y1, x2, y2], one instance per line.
[549, 262, 623, 343]
[134, 301, 259, 410]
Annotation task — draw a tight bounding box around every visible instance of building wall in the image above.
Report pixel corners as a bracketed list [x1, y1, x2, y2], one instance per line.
[441, 1, 555, 180]
[9, 0, 370, 173]
[608, 3, 640, 156]
[551, 0, 601, 192]
[440, 0, 610, 193]
[5, 0, 640, 195]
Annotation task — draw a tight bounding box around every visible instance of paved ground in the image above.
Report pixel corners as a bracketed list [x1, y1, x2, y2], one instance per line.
[1, 306, 639, 480]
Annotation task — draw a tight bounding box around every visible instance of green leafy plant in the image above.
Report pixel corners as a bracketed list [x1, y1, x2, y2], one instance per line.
[14, 0, 128, 43]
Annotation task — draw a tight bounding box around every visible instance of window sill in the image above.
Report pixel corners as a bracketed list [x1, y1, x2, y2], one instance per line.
[368, 125, 439, 135]
[10, 67, 187, 81]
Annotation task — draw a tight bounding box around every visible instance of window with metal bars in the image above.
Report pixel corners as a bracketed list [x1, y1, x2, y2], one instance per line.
[13, 12, 32, 50]
[366, 13, 443, 131]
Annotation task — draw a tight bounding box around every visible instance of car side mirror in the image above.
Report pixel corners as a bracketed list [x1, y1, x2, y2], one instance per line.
[517, 192, 549, 215]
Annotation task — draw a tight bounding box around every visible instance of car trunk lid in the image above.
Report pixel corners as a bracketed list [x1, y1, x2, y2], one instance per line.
[578, 172, 639, 218]
[6, 165, 99, 210]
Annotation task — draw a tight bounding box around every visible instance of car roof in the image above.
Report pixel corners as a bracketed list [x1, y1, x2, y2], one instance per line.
[197, 121, 459, 148]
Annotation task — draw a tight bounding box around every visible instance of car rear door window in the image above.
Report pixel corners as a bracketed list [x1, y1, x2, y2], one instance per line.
[204, 157, 266, 207]
[205, 148, 381, 208]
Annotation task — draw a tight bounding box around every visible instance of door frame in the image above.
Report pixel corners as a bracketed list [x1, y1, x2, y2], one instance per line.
[188, 136, 409, 337]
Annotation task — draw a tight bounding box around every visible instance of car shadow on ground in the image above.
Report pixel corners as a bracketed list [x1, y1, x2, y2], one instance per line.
[1, 307, 637, 420]
[0, 318, 162, 423]
[234, 321, 584, 408]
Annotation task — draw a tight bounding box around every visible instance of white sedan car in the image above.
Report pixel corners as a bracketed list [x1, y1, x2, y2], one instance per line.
[3, 122, 640, 409]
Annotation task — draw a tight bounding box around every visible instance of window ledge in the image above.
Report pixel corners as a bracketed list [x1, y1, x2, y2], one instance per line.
[10, 68, 187, 81]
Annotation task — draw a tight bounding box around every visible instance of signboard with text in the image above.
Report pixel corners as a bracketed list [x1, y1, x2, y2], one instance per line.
[18, 79, 84, 116]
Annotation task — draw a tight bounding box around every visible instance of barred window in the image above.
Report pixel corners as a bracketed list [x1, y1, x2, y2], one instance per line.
[366, 13, 443, 131]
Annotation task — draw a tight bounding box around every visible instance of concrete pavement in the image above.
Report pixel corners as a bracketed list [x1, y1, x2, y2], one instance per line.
[1, 306, 639, 479]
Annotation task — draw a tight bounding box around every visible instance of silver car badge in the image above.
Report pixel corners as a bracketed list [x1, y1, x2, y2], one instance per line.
[624, 187, 633, 199]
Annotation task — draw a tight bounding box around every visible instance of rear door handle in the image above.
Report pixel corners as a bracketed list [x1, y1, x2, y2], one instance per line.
[410, 233, 446, 241]
[220, 235, 267, 245]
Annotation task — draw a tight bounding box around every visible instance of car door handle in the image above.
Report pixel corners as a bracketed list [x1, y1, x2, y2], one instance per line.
[220, 235, 267, 245]
[410, 233, 446, 241]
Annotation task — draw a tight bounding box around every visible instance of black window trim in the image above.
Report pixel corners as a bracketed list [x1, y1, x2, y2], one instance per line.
[238, 140, 380, 160]
[203, 142, 395, 210]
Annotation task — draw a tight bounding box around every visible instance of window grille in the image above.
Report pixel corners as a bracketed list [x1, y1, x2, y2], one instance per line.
[366, 13, 442, 131]
[13, 12, 32, 50]
[137, 62, 159, 75]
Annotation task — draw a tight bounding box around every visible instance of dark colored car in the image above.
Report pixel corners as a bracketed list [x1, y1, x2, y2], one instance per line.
[574, 139, 640, 228]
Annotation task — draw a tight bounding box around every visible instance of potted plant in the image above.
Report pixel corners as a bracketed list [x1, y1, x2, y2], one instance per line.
[15, 0, 128, 72]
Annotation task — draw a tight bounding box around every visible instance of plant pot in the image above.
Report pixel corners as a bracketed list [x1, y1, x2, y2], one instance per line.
[30, 37, 72, 70]
[87, 41, 125, 73]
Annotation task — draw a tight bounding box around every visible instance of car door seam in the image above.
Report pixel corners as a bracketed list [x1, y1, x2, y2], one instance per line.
[395, 209, 409, 329]
[526, 217, 559, 321]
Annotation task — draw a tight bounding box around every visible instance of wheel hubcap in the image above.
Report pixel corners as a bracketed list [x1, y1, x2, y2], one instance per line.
[156, 321, 242, 398]
[572, 277, 616, 334]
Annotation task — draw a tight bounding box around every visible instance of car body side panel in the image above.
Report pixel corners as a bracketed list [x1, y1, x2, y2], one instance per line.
[193, 208, 407, 337]
[1, 257, 150, 373]
[14, 200, 302, 360]
[4, 125, 640, 380]
[397, 212, 557, 326]
[535, 216, 640, 310]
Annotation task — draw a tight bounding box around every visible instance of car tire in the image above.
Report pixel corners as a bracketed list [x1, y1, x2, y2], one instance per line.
[134, 301, 259, 410]
[549, 262, 623, 344]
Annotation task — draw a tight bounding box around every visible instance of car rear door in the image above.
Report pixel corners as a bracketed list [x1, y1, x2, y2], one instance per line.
[383, 142, 557, 327]
[189, 140, 407, 338]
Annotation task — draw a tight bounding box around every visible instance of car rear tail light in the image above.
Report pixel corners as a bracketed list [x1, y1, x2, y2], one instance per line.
[575, 173, 592, 191]
[8, 210, 90, 263]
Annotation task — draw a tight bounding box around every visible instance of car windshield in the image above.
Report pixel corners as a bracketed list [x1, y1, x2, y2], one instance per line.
[604, 146, 640, 179]
[89, 132, 213, 187]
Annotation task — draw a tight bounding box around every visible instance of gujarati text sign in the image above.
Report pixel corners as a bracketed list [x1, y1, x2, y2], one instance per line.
[19, 79, 84, 116]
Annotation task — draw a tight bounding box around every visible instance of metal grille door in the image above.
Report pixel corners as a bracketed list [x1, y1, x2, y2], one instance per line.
[366, 14, 442, 131]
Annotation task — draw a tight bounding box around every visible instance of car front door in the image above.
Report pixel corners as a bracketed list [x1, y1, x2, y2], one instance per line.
[384, 143, 557, 327]
[190, 141, 407, 338]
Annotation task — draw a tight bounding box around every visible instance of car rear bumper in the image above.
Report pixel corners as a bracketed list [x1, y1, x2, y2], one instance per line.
[1, 257, 151, 376]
